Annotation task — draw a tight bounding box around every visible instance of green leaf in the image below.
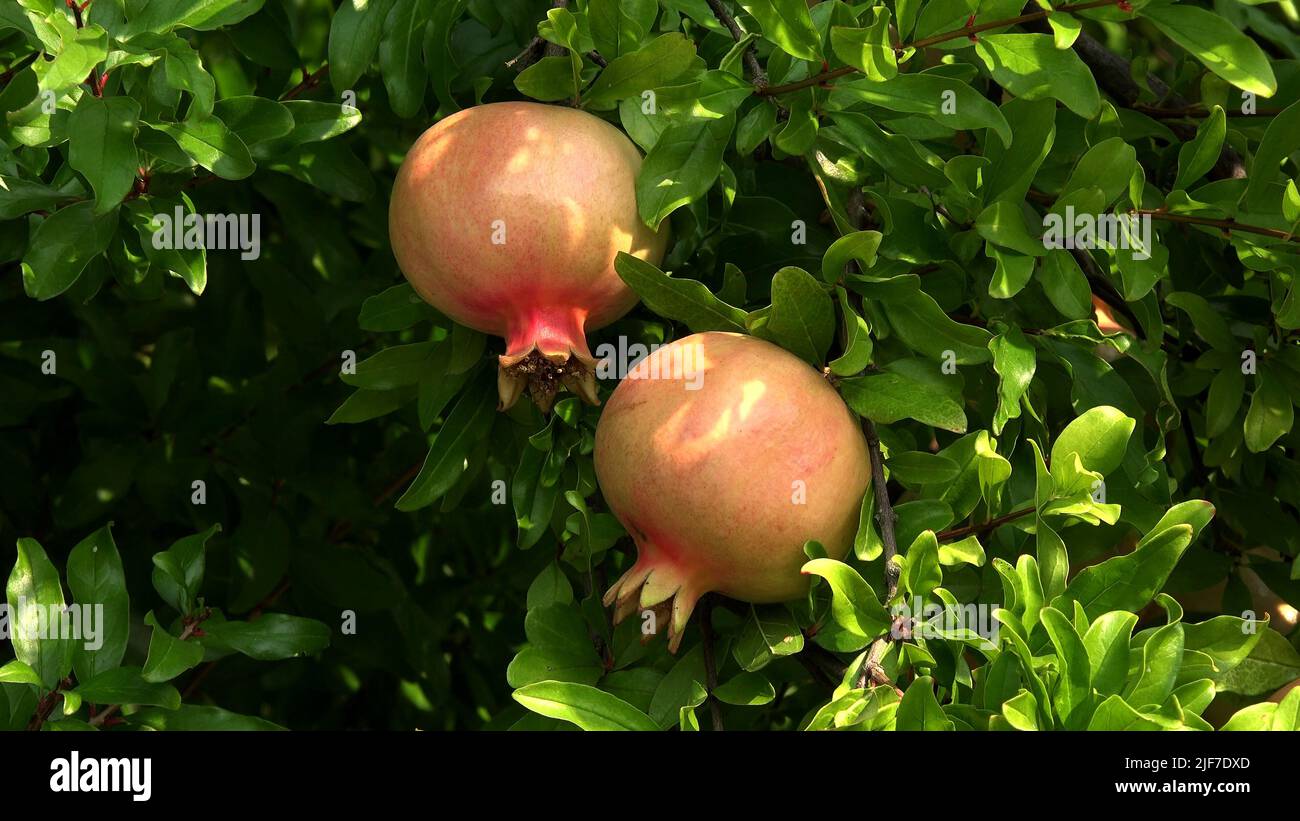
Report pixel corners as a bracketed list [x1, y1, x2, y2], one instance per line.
[759, 266, 834, 366]
[888, 451, 960, 485]
[839, 369, 967, 432]
[1000, 689, 1039, 730]
[637, 115, 734, 230]
[902, 531, 942, 598]
[67, 96, 139, 215]
[131, 704, 285, 731]
[1165, 292, 1236, 352]
[977, 200, 1047, 257]
[513, 681, 658, 730]
[0, 174, 82, 220]
[732, 605, 804, 671]
[379, 0, 432, 118]
[150, 524, 219, 616]
[358, 283, 438, 332]
[1039, 607, 1091, 726]
[1126, 621, 1184, 708]
[584, 33, 696, 109]
[202, 614, 331, 660]
[713, 672, 776, 706]
[38, 23, 108, 96]
[830, 12, 897, 82]
[1054, 525, 1193, 619]
[20, 202, 117, 300]
[515, 56, 579, 102]
[989, 325, 1035, 434]
[66, 525, 129, 683]
[822, 230, 882, 282]
[800, 558, 891, 648]
[7, 538, 72, 690]
[1086, 694, 1162, 730]
[1215, 628, 1300, 696]
[897, 676, 954, 730]
[974, 34, 1100, 118]
[1244, 367, 1293, 452]
[826, 113, 948, 190]
[141, 611, 204, 683]
[880, 287, 994, 363]
[526, 563, 574, 610]
[614, 252, 747, 332]
[1244, 101, 1300, 212]
[1174, 105, 1225, 191]
[828, 73, 1012, 147]
[1049, 405, 1135, 482]
[74, 667, 180, 710]
[1142, 4, 1276, 97]
[396, 370, 497, 511]
[342, 342, 435, 389]
[0, 660, 43, 687]
[146, 116, 254, 180]
[738, 0, 822, 62]
[328, 0, 396, 92]
[126, 0, 268, 34]
[589, 0, 656, 58]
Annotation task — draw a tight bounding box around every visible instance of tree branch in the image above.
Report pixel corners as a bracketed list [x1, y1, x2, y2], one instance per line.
[935, 506, 1035, 543]
[281, 64, 329, 101]
[699, 595, 724, 730]
[1134, 209, 1300, 242]
[705, 0, 768, 89]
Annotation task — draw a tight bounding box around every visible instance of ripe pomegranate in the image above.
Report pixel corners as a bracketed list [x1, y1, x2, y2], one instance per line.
[389, 102, 669, 411]
[595, 332, 871, 652]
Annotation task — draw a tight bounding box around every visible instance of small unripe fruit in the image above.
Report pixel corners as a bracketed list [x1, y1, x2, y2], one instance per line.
[389, 102, 669, 411]
[594, 332, 871, 651]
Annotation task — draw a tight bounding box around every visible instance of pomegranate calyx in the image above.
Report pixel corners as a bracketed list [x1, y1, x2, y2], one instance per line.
[604, 557, 703, 654]
[497, 347, 599, 413]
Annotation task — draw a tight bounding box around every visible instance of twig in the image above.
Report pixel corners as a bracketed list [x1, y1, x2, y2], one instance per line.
[0, 53, 39, 86]
[935, 506, 1035, 542]
[698, 595, 724, 731]
[1134, 209, 1300, 242]
[281, 64, 329, 101]
[862, 420, 900, 599]
[705, 0, 768, 89]
[856, 419, 905, 691]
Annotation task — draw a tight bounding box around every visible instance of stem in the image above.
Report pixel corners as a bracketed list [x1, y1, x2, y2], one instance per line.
[862, 419, 900, 600]
[699, 595, 724, 731]
[1134, 209, 1300, 242]
[856, 419, 906, 692]
[281, 64, 329, 101]
[705, 0, 768, 89]
[758, 0, 1124, 96]
[935, 506, 1035, 542]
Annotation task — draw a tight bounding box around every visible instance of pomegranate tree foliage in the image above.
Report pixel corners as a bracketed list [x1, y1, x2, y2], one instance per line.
[2, 0, 1300, 732]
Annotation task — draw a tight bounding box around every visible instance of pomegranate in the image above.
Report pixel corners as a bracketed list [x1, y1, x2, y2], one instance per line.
[389, 102, 669, 411]
[595, 332, 871, 652]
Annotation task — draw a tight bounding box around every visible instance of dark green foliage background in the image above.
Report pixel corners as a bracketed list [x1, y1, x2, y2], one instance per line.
[1, 0, 1299, 731]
